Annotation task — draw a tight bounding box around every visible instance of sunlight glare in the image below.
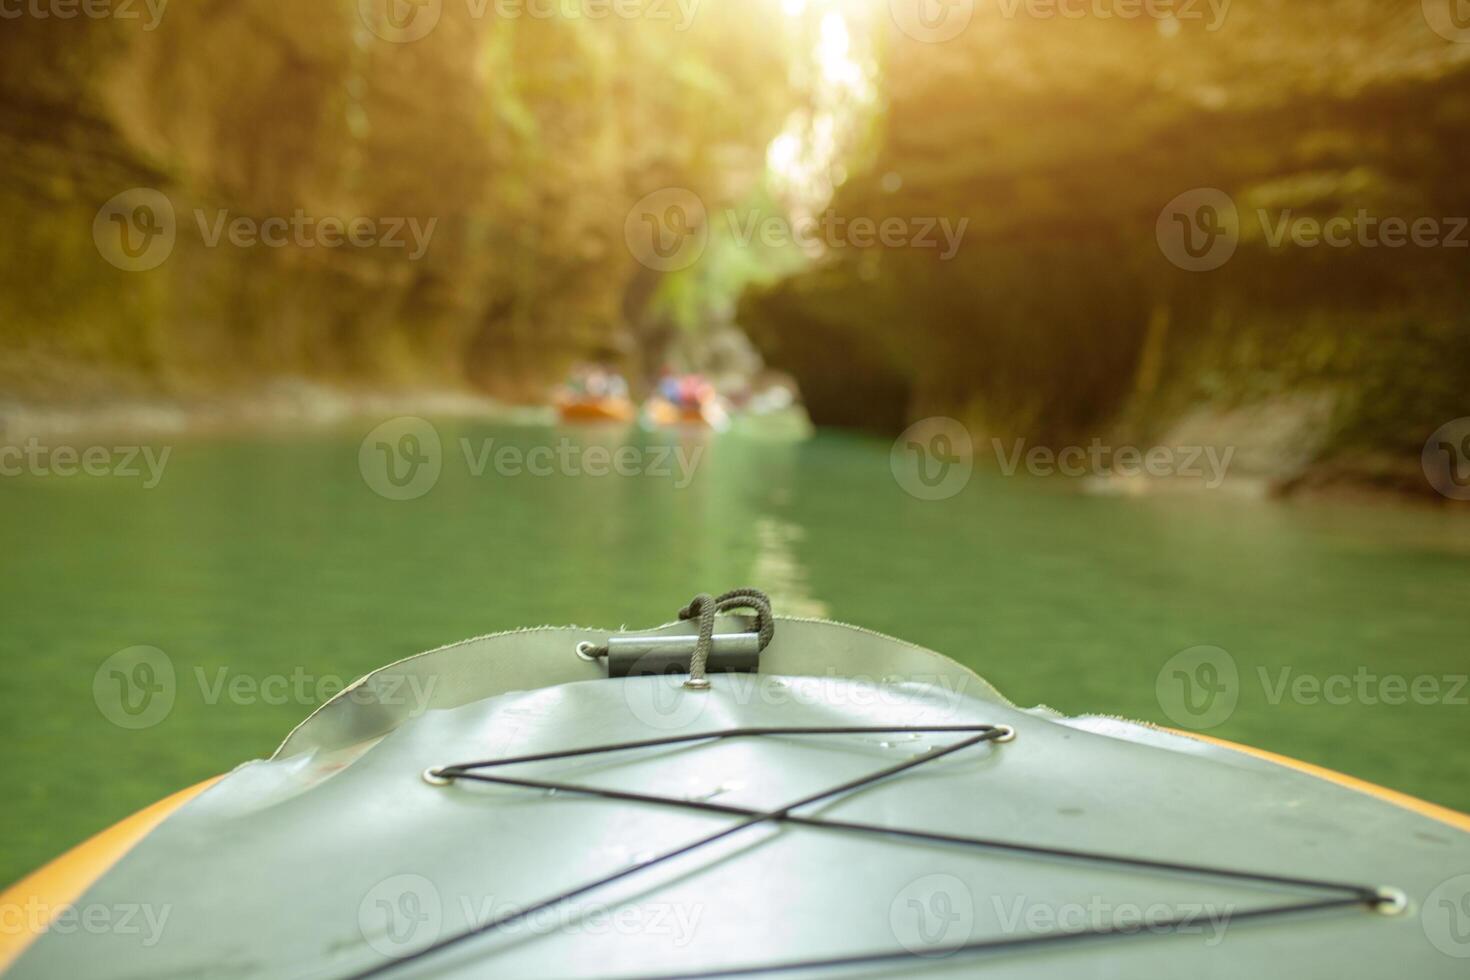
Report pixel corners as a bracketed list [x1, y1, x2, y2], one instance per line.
[764, 0, 878, 223]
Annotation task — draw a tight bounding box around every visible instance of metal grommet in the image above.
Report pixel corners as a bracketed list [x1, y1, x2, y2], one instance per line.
[422, 767, 454, 787]
[576, 641, 600, 663]
[683, 677, 712, 692]
[990, 725, 1017, 743]
[1373, 887, 1409, 916]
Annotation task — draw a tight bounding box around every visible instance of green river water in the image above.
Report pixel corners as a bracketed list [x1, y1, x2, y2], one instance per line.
[2, 422, 1467, 886]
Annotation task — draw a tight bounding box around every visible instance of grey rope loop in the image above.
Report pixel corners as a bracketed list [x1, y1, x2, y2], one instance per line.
[578, 589, 775, 688]
[678, 589, 773, 690]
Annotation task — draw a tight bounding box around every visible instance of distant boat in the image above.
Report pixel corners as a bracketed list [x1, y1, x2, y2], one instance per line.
[555, 395, 636, 424]
[642, 396, 730, 431]
[5, 594, 1465, 978]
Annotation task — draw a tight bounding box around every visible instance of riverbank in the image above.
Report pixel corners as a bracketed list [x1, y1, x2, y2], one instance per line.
[3, 379, 1458, 509]
[0, 378, 545, 445]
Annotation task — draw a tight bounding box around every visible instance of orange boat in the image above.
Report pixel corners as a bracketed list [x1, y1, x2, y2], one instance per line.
[556, 396, 636, 424]
[642, 396, 729, 430]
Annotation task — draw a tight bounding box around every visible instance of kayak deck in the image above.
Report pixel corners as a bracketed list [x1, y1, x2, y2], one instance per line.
[8, 618, 1468, 978]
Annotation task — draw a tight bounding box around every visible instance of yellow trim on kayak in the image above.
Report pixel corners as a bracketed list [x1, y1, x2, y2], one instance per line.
[1170, 729, 1470, 834]
[0, 777, 221, 974]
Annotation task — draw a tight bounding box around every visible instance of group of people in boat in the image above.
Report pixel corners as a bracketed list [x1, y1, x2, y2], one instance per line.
[556, 365, 725, 428]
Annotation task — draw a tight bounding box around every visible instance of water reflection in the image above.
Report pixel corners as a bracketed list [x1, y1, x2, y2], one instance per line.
[750, 515, 829, 619]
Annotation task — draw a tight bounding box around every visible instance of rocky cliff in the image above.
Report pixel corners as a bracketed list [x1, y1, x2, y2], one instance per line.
[741, 2, 1470, 493]
[0, 0, 796, 404]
